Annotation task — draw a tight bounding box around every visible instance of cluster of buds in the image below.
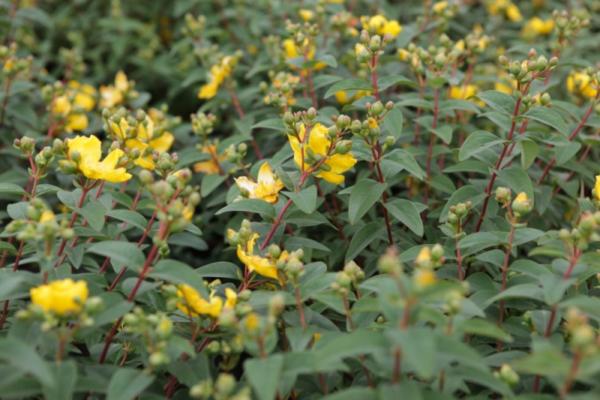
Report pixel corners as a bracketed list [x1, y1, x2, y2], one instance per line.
[446, 201, 472, 237]
[14, 136, 59, 175]
[142, 167, 200, 237]
[285, 19, 319, 53]
[413, 245, 444, 290]
[261, 71, 300, 111]
[5, 199, 74, 253]
[558, 211, 600, 252]
[498, 49, 558, 89]
[431, 1, 459, 29]
[0, 43, 33, 79]
[398, 39, 461, 84]
[330, 11, 359, 38]
[354, 28, 391, 66]
[442, 289, 466, 316]
[237, 295, 285, 356]
[331, 261, 365, 296]
[58, 47, 86, 79]
[564, 308, 599, 356]
[191, 111, 217, 139]
[122, 307, 173, 368]
[350, 100, 395, 146]
[458, 27, 492, 59]
[183, 14, 207, 43]
[275, 245, 304, 284]
[378, 247, 403, 277]
[552, 9, 590, 50]
[190, 373, 251, 400]
[495, 187, 532, 222]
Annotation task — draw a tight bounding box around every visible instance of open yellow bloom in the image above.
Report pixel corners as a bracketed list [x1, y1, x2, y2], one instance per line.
[487, 0, 521, 22]
[65, 114, 89, 133]
[299, 9, 314, 21]
[567, 71, 598, 99]
[109, 116, 174, 170]
[67, 135, 131, 183]
[68, 81, 96, 111]
[237, 233, 283, 281]
[194, 144, 226, 175]
[100, 71, 130, 109]
[594, 176, 600, 201]
[30, 279, 88, 316]
[176, 284, 223, 318]
[198, 56, 235, 99]
[360, 15, 402, 38]
[449, 85, 478, 100]
[39, 210, 55, 223]
[335, 90, 370, 105]
[282, 39, 327, 73]
[235, 162, 284, 204]
[432, 1, 448, 13]
[522, 17, 554, 38]
[288, 123, 357, 185]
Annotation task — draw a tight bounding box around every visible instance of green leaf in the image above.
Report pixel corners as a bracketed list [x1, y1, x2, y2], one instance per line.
[42, 361, 77, 400]
[150, 259, 207, 295]
[216, 199, 275, 219]
[87, 241, 145, 271]
[497, 166, 534, 200]
[283, 185, 317, 214]
[322, 388, 376, 400]
[0, 337, 54, 387]
[106, 368, 154, 400]
[244, 354, 284, 400]
[520, 140, 539, 169]
[477, 90, 515, 115]
[459, 131, 502, 161]
[382, 149, 425, 180]
[324, 78, 372, 99]
[196, 262, 241, 280]
[524, 106, 568, 134]
[78, 199, 107, 231]
[0, 183, 26, 197]
[201, 174, 227, 197]
[385, 199, 424, 236]
[387, 328, 436, 379]
[252, 118, 285, 132]
[460, 318, 513, 342]
[555, 142, 581, 165]
[484, 284, 543, 307]
[106, 209, 147, 231]
[378, 74, 415, 91]
[348, 179, 386, 224]
[512, 342, 570, 376]
[345, 222, 384, 261]
[382, 106, 404, 138]
[431, 125, 453, 144]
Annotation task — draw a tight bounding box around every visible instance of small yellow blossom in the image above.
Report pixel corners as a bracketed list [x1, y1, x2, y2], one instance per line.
[335, 90, 369, 105]
[432, 1, 448, 13]
[282, 39, 327, 73]
[414, 269, 437, 289]
[68, 81, 96, 111]
[194, 144, 226, 175]
[100, 71, 131, 109]
[237, 233, 282, 281]
[594, 175, 600, 201]
[522, 17, 554, 38]
[52, 95, 71, 116]
[416, 247, 431, 265]
[235, 162, 284, 204]
[176, 284, 223, 318]
[288, 123, 357, 185]
[244, 312, 260, 332]
[30, 279, 89, 316]
[361, 15, 402, 38]
[566, 71, 598, 99]
[487, 0, 522, 22]
[39, 210, 55, 223]
[224, 288, 237, 310]
[198, 56, 235, 99]
[65, 113, 89, 133]
[299, 9, 314, 21]
[67, 135, 132, 183]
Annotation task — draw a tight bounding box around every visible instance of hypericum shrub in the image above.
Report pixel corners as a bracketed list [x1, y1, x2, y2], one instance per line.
[0, 1, 599, 399]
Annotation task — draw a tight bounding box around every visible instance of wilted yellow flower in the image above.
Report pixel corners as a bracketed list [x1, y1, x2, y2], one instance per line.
[522, 17, 554, 38]
[100, 71, 130, 109]
[198, 56, 235, 99]
[67, 135, 131, 183]
[30, 279, 89, 316]
[109, 116, 174, 170]
[237, 233, 282, 281]
[361, 15, 402, 38]
[176, 284, 223, 318]
[566, 71, 598, 99]
[235, 162, 284, 204]
[288, 123, 357, 185]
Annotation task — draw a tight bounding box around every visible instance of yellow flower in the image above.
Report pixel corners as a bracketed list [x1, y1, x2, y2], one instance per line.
[65, 113, 89, 133]
[30, 279, 89, 316]
[487, 0, 521, 22]
[594, 175, 600, 201]
[432, 1, 448, 13]
[299, 9, 314, 21]
[67, 135, 132, 183]
[416, 247, 431, 264]
[414, 269, 436, 289]
[52, 95, 71, 116]
[288, 123, 357, 185]
[237, 233, 281, 281]
[235, 162, 284, 204]
[176, 284, 223, 318]
[506, 4, 522, 22]
[109, 116, 174, 170]
[522, 17, 554, 38]
[39, 210, 55, 223]
[194, 144, 226, 175]
[224, 288, 237, 310]
[68, 81, 96, 111]
[198, 56, 235, 100]
[449, 85, 479, 104]
[335, 90, 350, 105]
[566, 71, 598, 99]
[282, 39, 326, 73]
[244, 312, 260, 332]
[100, 71, 130, 109]
[361, 15, 402, 38]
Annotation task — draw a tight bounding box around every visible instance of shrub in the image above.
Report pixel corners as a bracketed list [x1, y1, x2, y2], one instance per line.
[0, 1, 599, 399]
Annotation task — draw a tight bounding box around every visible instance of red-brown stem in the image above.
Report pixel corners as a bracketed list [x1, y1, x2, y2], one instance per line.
[0, 77, 13, 127]
[475, 93, 525, 232]
[294, 286, 307, 330]
[424, 88, 440, 204]
[537, 96, 598, 185]
[533, 248, 581, 392]
[454, 221, 465, 281]
[392, 348, 402, 383]
[55, 185, 92, 264]
[370, 54, 380, 100]
[227, 86, 263, 160]
[371, 144, 394, 245]
[560, 351, 582, 398]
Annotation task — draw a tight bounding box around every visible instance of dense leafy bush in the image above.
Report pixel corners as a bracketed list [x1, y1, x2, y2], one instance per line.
[1, 0, 600, 399]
